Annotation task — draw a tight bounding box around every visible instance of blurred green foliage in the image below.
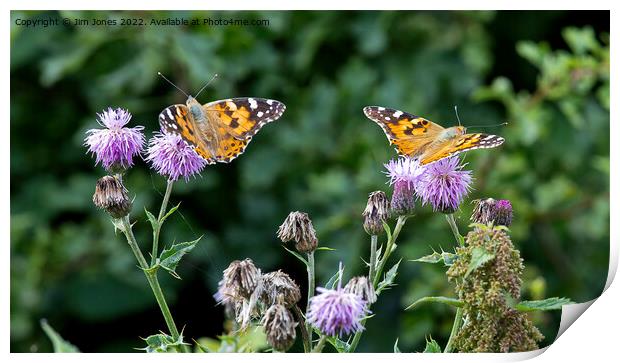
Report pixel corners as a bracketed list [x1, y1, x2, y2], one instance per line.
[10, 10, 609, 352]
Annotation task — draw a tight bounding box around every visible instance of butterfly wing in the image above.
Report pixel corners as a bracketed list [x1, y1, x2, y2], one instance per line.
[363, 106, 444, 156]
[203, 98, 286, 140]
[158, 104, 216, 163]
[419, 133, 505, 165]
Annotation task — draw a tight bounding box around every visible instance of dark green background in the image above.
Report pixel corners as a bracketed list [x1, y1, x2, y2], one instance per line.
[10, 10, 610, 352]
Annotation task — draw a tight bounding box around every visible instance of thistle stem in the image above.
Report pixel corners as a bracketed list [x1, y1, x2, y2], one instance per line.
[151, 180, 174, 266]
[121, 216, 188, 353]
[369, 234, 378, 282]
[312, 335, 328, 353]
[306, 251, 316, 349]
[444, 212, 464, 353]
[293, 305, 311, 353]
[349, 216, 408, 352]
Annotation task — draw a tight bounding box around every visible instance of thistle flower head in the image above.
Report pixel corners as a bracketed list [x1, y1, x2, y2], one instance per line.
[384, 157, 424, 216]
[306, 286, 368, 337]
[343, 276, 376, 305]
[261, 270, 301, 307]
[222, 259, 262, 299]
[145, 132, 208, 182]
[417, 157, 472, 214]
[92, 175, 132, 218]
[84, 107, 145, 172]
[362, 191, 390, 235]
[471, 198, 513, 227]
[262, 303, 297, 352]
[277, 211, 318, 253]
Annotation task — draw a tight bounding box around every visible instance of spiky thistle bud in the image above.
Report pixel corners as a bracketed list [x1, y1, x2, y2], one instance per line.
[344, 276, 376, 305]
[222, 259, 262, 299]
[261, 270, 301, 308]
[362, 191, 390, 235]
[277, 211, 318, 253]
[92, 175, 132, 218]
[262, 303, 297, 352]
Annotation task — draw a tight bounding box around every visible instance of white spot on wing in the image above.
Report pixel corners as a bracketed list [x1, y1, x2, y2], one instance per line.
[266, 100, 274, 105]
[249, 98, 258, 110]
[378, 107, 385, 111]
[393, 111, 403, 118]
[257, 111, 264, 117]
[166, 109, 173, 119]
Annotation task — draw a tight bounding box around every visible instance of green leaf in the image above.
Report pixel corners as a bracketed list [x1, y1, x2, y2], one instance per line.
[140, 332, 187, 353]
[412, 250, 457, 266]
[514, 297, 573, 312]
[383, 220, 392, 241]
[376, 259, 401, 295]
[465, 247, 495, 278]
[144, 208, 158, 229]
[110, 217, 126, 233]
[423, 336, 441, 353]
[316, 246, 336, 251]
[158, 237, 201, 279]
[40, 319, 80, 352]
[161, 203, 181, 224]
[393, 338, 401, 353]
[326, 335, 350, 353]
[193, 339, 212, 353]
[325, 269, 341, 289]
[405, 296, 463, 311]
[282, 245, 309, 267]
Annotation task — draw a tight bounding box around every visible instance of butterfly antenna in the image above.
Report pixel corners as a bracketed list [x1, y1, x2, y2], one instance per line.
[454, 105, 462, 127]
[468, 122, 509, 129]
[158, 72, 189, 98]
[194, 73, 219, 99]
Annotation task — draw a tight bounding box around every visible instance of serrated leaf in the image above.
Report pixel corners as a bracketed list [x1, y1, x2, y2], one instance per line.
[161, 203, 181, 224]
[376, 259, 401, 295]
[514, 297, 573, 312]
[465, 247, 495, 278]
[159, 237, 201, 279]
[423, 336, 441, 353]
[141, 332, 187, 353]
[412, 251, 457, 266]
[282, 245, 309, 267]
[405, 296, 463, 311]
[393, 338, 401, 353]
[326, 335, 350, 353]
[145, 208, 157, 229]
[40, 319, 80, 352]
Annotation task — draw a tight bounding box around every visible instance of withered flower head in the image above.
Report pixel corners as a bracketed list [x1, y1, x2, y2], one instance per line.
[261, 270, 301, 308]
[362, 191, 390, 235]
[344, 276, 377, 305]
[277, 211, 318, 253]
[222, 258, 262, 299]
[261, 303, 297, 352]
[471, 198, 513, 227]
[92, 175, 132, 219]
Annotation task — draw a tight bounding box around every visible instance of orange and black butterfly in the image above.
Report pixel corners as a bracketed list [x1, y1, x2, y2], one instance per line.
[364, 106, 504, 165]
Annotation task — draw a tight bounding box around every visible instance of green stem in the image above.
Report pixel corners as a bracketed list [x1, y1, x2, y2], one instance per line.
[121, 216, 188, 353]
[151, 180, 174, 266]
[293, 305, 311, 353]
[349, 216, 408, 352]
[306, 251, 316, 350]
[312, 335, 328, 353]
[445, 213, 463, 247]
[444, 308, 464, 353]
[444, 212, 464, 353]
[368, 234, 378, 282]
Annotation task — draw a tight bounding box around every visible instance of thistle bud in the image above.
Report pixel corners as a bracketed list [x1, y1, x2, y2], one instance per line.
[262, 304, 297, 352]
[92, 175, 132, 219]
[362, 191, 390, 235]
[261, 270, 301, 308]
[222, 259, 262, 299]
[277, 211, 318, 253]
[344, 276, 377, 305]
[390, 181, 416, 217]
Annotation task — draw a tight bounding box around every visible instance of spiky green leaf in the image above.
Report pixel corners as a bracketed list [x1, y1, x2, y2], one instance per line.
[405, 296, 463, 311]
[514, 297, 573, 312]
[40, 320, 80, 353]
[158, 237, 201, 279]
[465, 247, 495, 278]
[282, 245, 309, 267]
[423, 336, 441, 353]
[376, 259, 401, 295]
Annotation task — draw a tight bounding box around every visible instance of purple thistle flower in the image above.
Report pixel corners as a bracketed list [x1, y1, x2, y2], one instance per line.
[84, 108, 145, 172]
[384, 157, 425, 216]
[306, 286, 368, 337]
[417, 156, 472, 214]
[145, 132, 208, 182]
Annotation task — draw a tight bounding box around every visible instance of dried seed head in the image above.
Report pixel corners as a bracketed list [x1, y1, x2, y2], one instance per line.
[471, 198, 513, 227]
[344, 276, 377, 305]
[277, 211, 318, 253]
[261, 303, 297, 352]
[362, 191, 390, 235]
[92, 175, 132, 219]
[261, 270, 301, 307]
[222, 258, 262, 299]
[494, 200, 513, 227]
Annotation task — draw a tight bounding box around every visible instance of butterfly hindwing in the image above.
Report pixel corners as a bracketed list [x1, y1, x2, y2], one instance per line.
[204, 98, 286, 140]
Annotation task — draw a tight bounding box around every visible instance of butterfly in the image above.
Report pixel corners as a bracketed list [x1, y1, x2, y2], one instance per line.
[363, 106, 505, 165]
[159, 96, 285, 164]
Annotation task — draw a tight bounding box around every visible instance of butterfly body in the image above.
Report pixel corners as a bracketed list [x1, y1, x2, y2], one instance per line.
[363, 106, 504, 165]
[159, 96, 285, 164]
